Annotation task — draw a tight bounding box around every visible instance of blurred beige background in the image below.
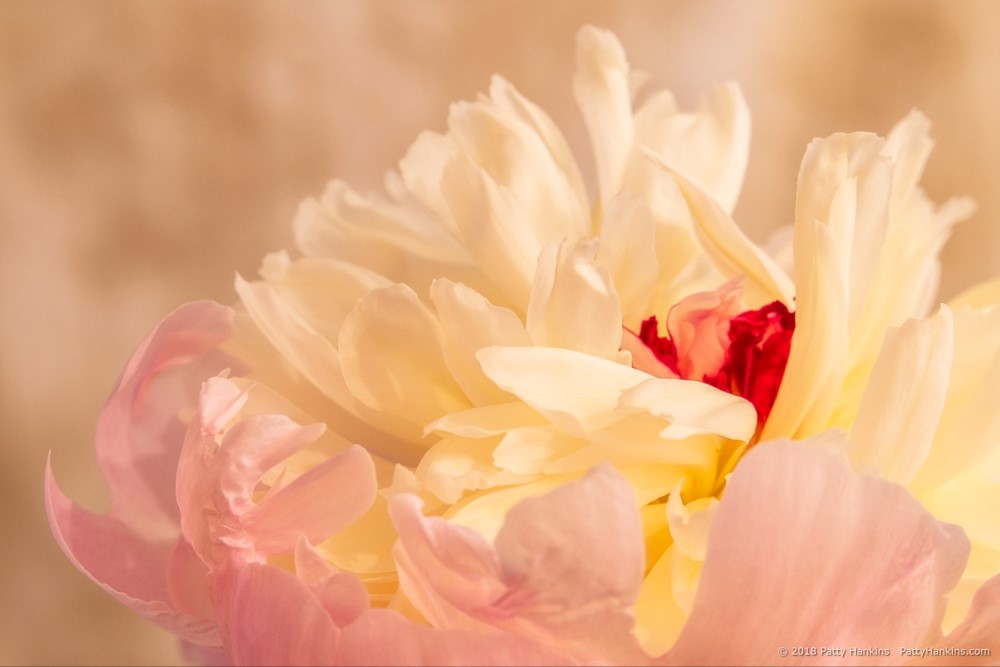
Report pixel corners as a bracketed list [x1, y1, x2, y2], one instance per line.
[2, 1, 998, 664]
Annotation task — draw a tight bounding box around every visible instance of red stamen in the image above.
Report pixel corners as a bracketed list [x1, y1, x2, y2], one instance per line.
[635, 300, 795, 435]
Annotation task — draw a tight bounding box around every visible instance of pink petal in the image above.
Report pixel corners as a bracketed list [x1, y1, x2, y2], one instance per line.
[665, 278, 742, 380]
[663, 439, 970, 666]
[45, 457, 218, 645]
[920, 574, 1000, 665]
[622, 327, 678, 379]
[241, 444, 377, 554]
[210, 559, 340, 666]
[389, 494, 506, 630]
[95, 301, 237, 540]
[177, 375, 378, 565]
[337, 608, 578, 666]
[391, 465, 648, 663]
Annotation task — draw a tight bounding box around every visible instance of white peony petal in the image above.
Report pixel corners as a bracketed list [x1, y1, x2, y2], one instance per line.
[476, 345, 650, 435]
[442, 152, 540, 308]
[652, 153, 794, 308]
[763, 220, 848, 441]
[448, 77, 589, 245]
[631, 82, 751, 216]
[526, 239, 625, 360]
[339, 283, 471, 427]
[910, 304, 1000, 491]
[618, 378, 757, 442]
[293, 180, 471, 291]
[848, 307, 953, 485]
[425, 402, 549, 438]
[597, 194, 660, 328]
[573, 25, 634, 209]
[415, 435, 536, 505]
[430, 278, 531, 406]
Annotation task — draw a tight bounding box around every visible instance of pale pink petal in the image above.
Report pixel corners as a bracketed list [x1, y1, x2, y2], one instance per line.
[96, 300, 236, 540]
[337, 608, 577, 666]
[663, 439, 970, 666]
[241, 444, 377, 553]
[920, 574, 1000, 665]
[167, 537, 214, 620]
[210, 560, 340, 666]
[389, 494, 506, 630]
[45, 458, 218, 645]
[391, 465, 648, 663]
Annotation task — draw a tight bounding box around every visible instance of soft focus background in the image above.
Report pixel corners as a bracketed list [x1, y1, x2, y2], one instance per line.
[3, 1, 998, 664]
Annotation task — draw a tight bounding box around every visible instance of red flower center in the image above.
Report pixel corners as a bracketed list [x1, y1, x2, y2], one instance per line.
[636, 300, 795, 435]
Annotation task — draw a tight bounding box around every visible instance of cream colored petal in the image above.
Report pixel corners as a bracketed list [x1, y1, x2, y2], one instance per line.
[763, 220, 848, 440]
[444, 474, 584, 542]
[485, 76, 589, 229]
[293, 180, 471, 291]
[429, 278, 531, 406]
[618, 378, 757, 442]
[394, 130, 457, 225]
[884, 111, 934, 218]
[910, 304, 1000, 491]
[444, 465, 678, 544]
[573, 25, 634, 209]
[635, 547, 687, 657]
[526, 239, 624, 360]
[848, 307, 953, 485]
[666, 482, 720, 563]
[493, 426, 586, 476]
[919, 477, 1000, 632]
[339, 283, 472, 427]
[476, 345, 649, 435]
[256, 251, 391, 341]
[236, 273, 348, 407]
[448, 78, 589, 244]
[442, 152, 540, 308]
[220, 310, 424, 465]
[415, 435, 534, 505]
[632, 82, 751, 216]
[597, 194, 660, 328]
[652, 154, 794, 308]
[541, 430, 716, 477]
[950, 275, 1000, 310]
[425, 402, 549, 438]
[795, 132, 893, 330]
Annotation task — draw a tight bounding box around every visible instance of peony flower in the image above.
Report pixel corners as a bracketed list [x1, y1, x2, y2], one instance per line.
[49, 24, 1000, 665]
